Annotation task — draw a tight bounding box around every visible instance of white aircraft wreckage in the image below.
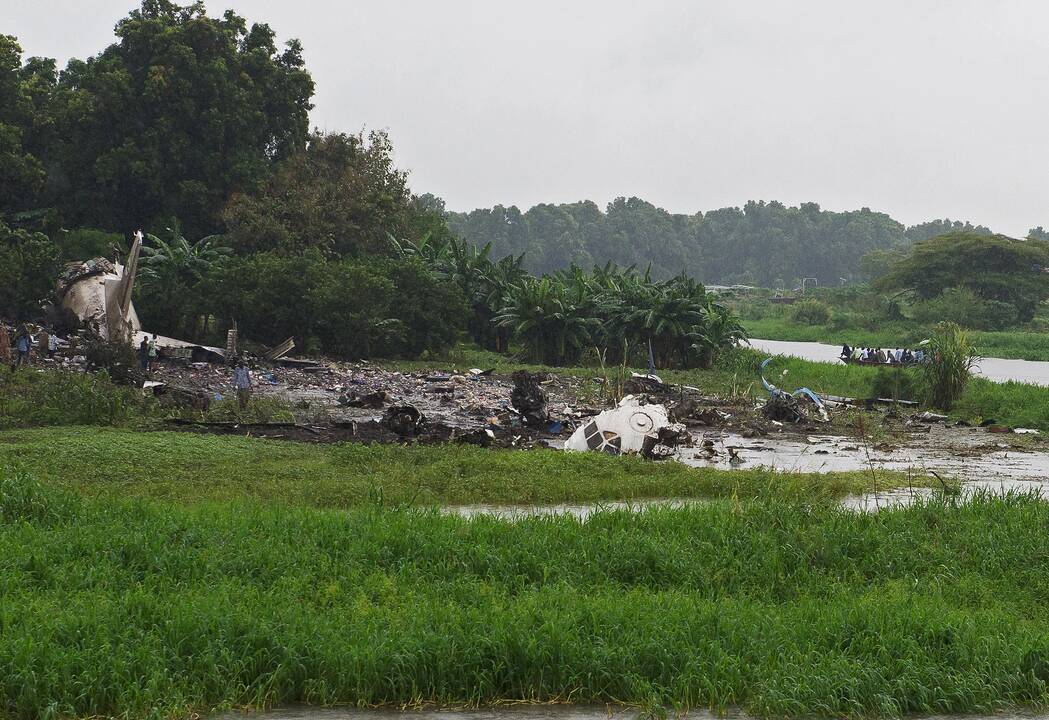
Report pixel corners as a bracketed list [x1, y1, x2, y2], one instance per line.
[58, 231, 144, 342]
[564, 395, 687, 458]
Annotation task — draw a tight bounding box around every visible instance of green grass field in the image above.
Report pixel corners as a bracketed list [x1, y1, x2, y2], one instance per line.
[0, 427, 930, 507]
[2, 464, 1048, 719]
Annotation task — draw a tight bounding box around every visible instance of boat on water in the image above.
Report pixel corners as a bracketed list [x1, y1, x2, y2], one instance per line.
[839, 356, 919, 368]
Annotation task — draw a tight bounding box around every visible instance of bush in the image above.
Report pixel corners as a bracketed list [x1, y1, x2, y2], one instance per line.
[869, 367, 919, 402]
[917, 322, 978, 410]
[913, 286, 1018, 331]
[790, 299, 831, 326]
[210, 254, 466, 360]
[0, 368, 156, 428]
[83, 337, 143, 386]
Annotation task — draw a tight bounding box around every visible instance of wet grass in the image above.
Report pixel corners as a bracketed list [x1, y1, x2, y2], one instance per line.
[0, 365, 158, 429]
[0, 427, 934, 508]
[2, 466, 1049, 718]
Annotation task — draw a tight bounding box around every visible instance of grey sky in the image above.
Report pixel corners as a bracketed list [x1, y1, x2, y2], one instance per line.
[8, 1, 1049, 235]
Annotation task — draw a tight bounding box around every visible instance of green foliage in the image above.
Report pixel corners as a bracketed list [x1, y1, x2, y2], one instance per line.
[869, 367, 919, 402]
[449, 199, 923, 286]
[789, 298, 831, 325]
[904, 218, 992, 241]
[0, 220, 60, 319]
[0, 466, 1047, 717]
[0, 368, 156, 428]
[138, 224, 231, 338]
[40, 1, 315, 235]
[876, 232, 1049, 323]
[0, 35, 52, 217]
[82, 336, 144, 386]
[911, 286, 1018, 331]
[915, 322, 978, 410]
[223, 131, 416, 257]
[56, 227, 124, 262]
[210, 253, 466, 359]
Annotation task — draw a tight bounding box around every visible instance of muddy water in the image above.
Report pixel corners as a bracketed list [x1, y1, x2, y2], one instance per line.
[677, 428, 1049, 484]
[219, 704, 1048, 720]
[748, 338, 1049, 386]
[442, 424, 1049, 519]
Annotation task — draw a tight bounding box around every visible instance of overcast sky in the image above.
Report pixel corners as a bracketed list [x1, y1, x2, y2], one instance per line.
[8, 1, 1049, 235]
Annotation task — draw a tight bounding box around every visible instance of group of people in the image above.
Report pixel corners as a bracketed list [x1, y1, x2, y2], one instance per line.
[840, 344, 925, 365]
[3, 324, 61, 370]
[137, 335, 160, 373]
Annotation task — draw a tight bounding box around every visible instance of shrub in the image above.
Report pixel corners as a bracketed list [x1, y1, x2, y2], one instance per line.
[917, 322, 978, 410]
[869, 367, 919, 402]
[790, 299, 831, 326]
[0, 367, 156, 428]
[83, 337, 143, 386]
[913, 286, 1018, 331]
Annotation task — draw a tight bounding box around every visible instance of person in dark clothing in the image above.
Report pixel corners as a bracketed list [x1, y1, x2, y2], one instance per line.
[138, 337, 150, 372]
[13, 326, 32, 369]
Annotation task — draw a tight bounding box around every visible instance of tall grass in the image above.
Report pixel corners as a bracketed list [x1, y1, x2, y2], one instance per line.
[916, 322, 978, 410]
[2, 466, 1049, 718]
[0, 366, 157, 429]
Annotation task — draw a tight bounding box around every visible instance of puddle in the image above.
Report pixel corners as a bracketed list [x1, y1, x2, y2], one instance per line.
[446, 497, 702, 521]
[677, 428, 1049, 484]
[439, 425, 1049, 520]
[217, 704, 1049, 720]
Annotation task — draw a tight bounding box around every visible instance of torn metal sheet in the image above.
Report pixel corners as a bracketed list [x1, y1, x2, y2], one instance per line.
[564, 395, 671, 456]
[264, 337, 296, 361]
[760, 357, 829, 422]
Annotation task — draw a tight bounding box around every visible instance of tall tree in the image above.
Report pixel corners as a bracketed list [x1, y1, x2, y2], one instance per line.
[48, 1, 314, 236]
[223, 131, 414, 257]
[0, 35, 56, 219]
[875, 232, 1049, 322]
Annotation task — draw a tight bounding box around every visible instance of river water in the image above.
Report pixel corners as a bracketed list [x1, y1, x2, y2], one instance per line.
[747, 338, 1049, 386]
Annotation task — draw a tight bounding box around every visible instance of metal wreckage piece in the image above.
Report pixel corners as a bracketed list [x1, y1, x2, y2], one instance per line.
[759, 357, 829, 423]
[564, 395, 687, 458]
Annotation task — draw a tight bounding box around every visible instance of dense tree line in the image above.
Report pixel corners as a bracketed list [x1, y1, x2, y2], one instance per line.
[447, 201, 1049, 289]
[1, 2, 744, 367]
[4, 2, 1045, 364]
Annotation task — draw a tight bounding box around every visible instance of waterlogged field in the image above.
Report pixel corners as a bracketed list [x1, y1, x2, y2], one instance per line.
[0, 427, 930, 507]
[2, 465, 1049, 719]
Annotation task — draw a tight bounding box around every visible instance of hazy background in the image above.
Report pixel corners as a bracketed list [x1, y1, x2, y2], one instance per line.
[7, 0, 1048, 235]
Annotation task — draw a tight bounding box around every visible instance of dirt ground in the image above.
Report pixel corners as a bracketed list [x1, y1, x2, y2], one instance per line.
[140, 355, 1048, 478]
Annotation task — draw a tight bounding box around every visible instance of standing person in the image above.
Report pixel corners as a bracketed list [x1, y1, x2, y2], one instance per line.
[0, 324, 10, 366]
[147, 334, 158, 372]
[47, 329, 59, 359]
[232, 359, 252, 410]
[14, 326, 32, 369]
[138, 337, 150, 373]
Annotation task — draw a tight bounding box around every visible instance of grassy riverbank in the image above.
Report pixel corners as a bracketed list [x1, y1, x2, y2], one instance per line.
[2, 465, 1048, 718]
[743, 317, 1049, 362]
[0, 427, 928, 507]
